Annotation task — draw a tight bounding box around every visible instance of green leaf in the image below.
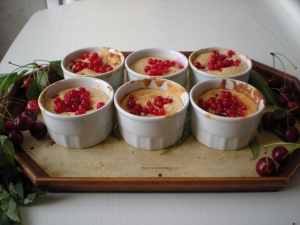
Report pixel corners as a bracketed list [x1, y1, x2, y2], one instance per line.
[248, 70, 278, 106]
[36, 70, 49, 88]
[0, 136, 15, 169]
[26, 80, 44, 100]
[0, 210, 20, 225]
[8, 180, 24, 202]
[50, 60, 64, 78]
[274, 108, 288, 119]
[248, 136, 260, 160]
[23, 193, 36, 205]
[0, 73, 22, 96]
[0, 186, 20, 223]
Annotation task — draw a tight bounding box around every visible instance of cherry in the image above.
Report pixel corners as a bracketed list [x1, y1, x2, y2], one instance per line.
[261, 111, 278, 129]
[26, 99, 40, 113]
[283, 126, 299, 142]
[279, 85, 292, 94]
[256, 157, 276, 177]
[267, 77, 283, 89]
[22, 78, 34, 89]
[14, 115, 33, 131]
[286, 101, 300, 116]
[29, 121, 47, 139]
[8, 129, 24, 146]
[277, 93, 293, 108]
[2, 120, 16, 134]
[279, 114, 296, 130]
[21, 108, 37, 121]
[272, 146, 289, 164]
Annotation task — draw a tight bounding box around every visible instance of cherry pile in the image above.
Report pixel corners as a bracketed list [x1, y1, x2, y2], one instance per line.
[196, 90, 247, 117]
[193, 49, 242, 71]
[3, 108, 47, 146]
[256, 145, 294, 177]
[144, 58, 184, 76]
[126, 94, 173, 116]
[52, 87, 105, 115]
[261, 79, 300, 143]
[71, 52, 114, 73]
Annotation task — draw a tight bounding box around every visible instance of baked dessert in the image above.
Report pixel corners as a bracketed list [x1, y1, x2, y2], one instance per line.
[192, 49, 248, 76]
[45, 86, 109, 115]
[120, 88, 183, 116]
[65, 47, 122, 75]
[196, 79, 264, 117]
[130, 56, 184, 76]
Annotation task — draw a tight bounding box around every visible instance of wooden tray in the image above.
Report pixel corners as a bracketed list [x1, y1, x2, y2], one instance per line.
[7, 52, 300, 192]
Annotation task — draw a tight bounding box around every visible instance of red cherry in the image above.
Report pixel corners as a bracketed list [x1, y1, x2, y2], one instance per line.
[22, 78, 34, 89]
[26, 100, 40, 113]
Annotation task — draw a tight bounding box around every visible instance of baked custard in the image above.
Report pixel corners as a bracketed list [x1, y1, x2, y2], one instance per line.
[120, 88, 183, 116]
[193, 49, 248, 76]
[45, 87, 109, 116]
[196, 79, 264, 117]
[66, 47, 122, 75]
[130, 57, 184, 76]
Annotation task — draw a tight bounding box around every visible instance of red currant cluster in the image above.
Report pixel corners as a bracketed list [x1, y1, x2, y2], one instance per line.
[52, 87, 105, 115]
[72, 52, 114, 73]
[144, 58, 184, 76]
[261, 79, 300, 143]
[194, 49, 241, 71]
[127, 94, 173, 116]
[196, 91, 247, 117]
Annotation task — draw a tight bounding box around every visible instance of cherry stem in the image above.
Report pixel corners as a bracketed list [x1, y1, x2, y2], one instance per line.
[271, 53, 286, 86]
[263, 142, 300, 148]
[270, 53, 297, 69]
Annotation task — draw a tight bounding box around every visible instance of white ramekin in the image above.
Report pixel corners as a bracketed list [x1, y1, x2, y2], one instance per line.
[189, 47, 252, 88]
[61, 46, 125, 91]
[125, 48, 189, 87]
[38, 77, 114, 149]
[190, 78, 265, 151]
[114, 78, 189, 150]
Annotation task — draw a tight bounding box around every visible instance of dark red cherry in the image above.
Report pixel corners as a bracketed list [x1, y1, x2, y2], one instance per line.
[286, 102, 300, 116]
[21, 108, 38, 121]
[8, 129, 24, 146]
[272, 146, 289, 164]
[283, 126, 299, 142]
[2, 121, 16, 134]
[279, 114, 297, 130]
[268, 78, 283, 89]
[261, 111, 278, 129]
[256, 157, 276, 177]
[277, 93, 293, 108]
[29, 121, 47, 139]
[279, 85, 292, 94]
[14, 115, 33, 131]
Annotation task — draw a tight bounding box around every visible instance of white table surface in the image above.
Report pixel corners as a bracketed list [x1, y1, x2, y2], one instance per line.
[1, 0, 300, 224]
